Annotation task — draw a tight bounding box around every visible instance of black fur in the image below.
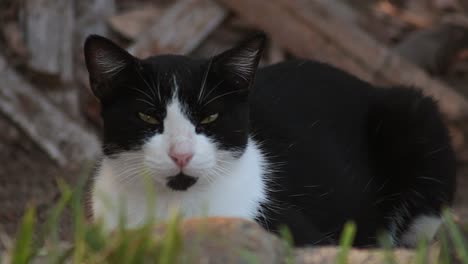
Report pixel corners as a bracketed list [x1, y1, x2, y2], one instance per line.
[84, 34, 456, 247]
[252, 60, 456, 246]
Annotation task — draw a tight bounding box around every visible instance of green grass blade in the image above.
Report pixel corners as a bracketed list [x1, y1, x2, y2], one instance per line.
[11, 207, 36, 264]
[438, 228, 451, 264]
[71, 173, 89, 263]
[278, 225, 294, 264]
[157, 213, 182, 264]
[377, 232, 397, 264]
[239, 250, 259, 264]
[413, 238, 428, 264]
[41, 180, 73, 263]
[335, 221, 356, 264]
[442, 210, 468, 263]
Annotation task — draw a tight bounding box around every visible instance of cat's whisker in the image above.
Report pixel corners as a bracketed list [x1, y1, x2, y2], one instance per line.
[156, 72, 162, 102]
[136, 98, 156, 107]
[198, 58, 213, 103]
[376, 179, 390, 193]
[202, 89, 245, 108]
[201, 79, 225, 103]
[136, 69, 156, 101]
[417, 176, 444, 184]
[115, 167, 145, 181]
[149, 74, 158, 103]
[304, 185, 321, 188]
[131, 86, 154, 102]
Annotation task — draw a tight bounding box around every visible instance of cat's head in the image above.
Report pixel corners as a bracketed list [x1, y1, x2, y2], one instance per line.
[84, 34, 265, 191]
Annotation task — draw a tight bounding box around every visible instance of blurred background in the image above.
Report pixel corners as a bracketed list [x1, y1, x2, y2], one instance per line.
[1, 0, 468, 242]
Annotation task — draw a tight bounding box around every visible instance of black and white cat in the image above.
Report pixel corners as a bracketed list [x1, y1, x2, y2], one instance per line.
[84, 34, 456, 247]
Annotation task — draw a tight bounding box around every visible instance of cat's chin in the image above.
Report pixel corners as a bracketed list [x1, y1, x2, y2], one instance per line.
[165, 173, 198, 191]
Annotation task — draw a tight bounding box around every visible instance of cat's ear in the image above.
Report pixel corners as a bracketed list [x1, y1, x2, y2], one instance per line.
[84, 35, 137, 99]
[212, 33, 266, 88]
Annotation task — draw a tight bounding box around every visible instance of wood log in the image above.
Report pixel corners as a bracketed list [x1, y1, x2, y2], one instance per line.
[108, 5, 161, 40]
[76, 0, 116, 43]
[217, 0, 468, 121]
[0, 55, 100, 167]
[129, 0, 227, 58]
[22, 0, 75, 82]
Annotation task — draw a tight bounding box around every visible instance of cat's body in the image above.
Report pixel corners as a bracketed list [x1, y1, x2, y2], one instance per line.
[85, 34, 456, 247]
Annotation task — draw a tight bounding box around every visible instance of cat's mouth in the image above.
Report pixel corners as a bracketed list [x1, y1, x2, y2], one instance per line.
[166, 173, 198, 191]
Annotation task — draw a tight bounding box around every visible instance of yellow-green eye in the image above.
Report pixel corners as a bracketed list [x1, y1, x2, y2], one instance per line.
[138, 112, 160, 125]
[200, 113, 218, 124]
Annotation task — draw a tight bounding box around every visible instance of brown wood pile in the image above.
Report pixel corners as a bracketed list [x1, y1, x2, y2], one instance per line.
[1, 0, 468, 242]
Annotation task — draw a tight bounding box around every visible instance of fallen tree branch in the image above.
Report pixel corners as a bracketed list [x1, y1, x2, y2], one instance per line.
[0, 55, 100, 167]
[129, 0, 227, 58]
[22, 0, 75, 81]
[217, 0, 468, 121]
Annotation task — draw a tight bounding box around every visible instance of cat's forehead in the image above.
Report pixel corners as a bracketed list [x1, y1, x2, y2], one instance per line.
[141, 55, 203, 77]
[138, 55, 206, 97]
[141, 54, 203, 71]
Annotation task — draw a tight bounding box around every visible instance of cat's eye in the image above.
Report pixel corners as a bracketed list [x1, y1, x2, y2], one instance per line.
[138, 112, 160, 125]
[200, 113, 219, 125]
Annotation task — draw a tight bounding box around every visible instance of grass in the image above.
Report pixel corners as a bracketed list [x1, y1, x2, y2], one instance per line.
[336, 222, 356, 264]
[2, 180, 468, 264]
[4, 178, 184, 264]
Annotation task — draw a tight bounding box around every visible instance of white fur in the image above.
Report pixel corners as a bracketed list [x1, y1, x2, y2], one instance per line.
[400, 215, 442, 247]
[92, 91, 268, 230]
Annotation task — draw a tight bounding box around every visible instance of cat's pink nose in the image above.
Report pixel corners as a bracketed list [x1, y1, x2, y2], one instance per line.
[169, 151, 193, 168]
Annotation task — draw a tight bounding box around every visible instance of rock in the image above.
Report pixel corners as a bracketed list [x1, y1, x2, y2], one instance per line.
[154, 217, 287, 263]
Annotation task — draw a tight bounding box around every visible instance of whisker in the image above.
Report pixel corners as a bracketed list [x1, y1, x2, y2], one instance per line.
[363, 176, 375, 192]
[198, 59, 213, 102]
[376, 178, 390, 193]
[418, 176, 444, 184]
[136, 69, 155, 100]
[149, 74, 158, 102]
[424, 146, 447, 158]
[131, 87, 154, 102]
[202, 79, 225, 103]
[136, 98, 156, 107]
[202, 89, 245, 108]
[304, 185, 321, 189]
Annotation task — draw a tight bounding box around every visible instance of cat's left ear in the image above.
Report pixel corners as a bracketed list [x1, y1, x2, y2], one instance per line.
[212, 33, 266, 89]
[84, 35, 137, 99]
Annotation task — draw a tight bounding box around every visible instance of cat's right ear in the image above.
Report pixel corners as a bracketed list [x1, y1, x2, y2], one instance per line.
[84, 35, 137, 99]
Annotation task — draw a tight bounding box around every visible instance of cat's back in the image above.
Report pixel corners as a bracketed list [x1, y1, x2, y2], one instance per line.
[250, 59, 376, 146]
[251, 59, 375, 126]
